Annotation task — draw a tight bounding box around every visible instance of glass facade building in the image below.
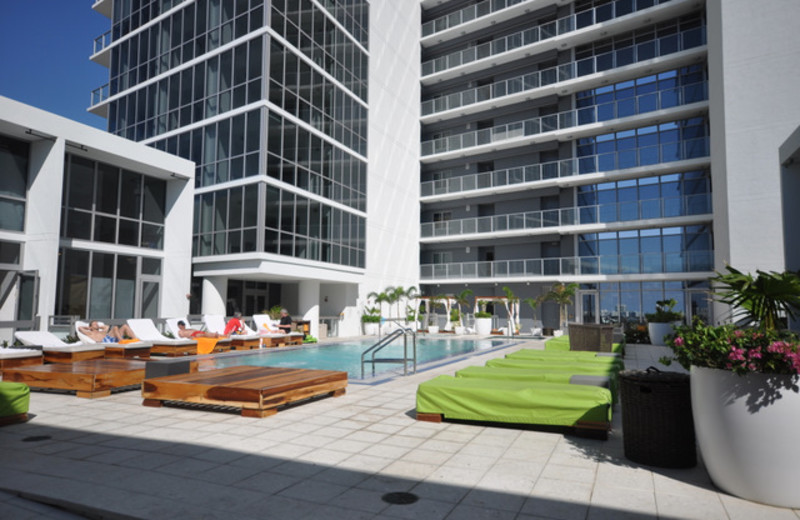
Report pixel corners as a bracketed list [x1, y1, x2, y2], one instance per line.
[419, 0, 714, 328]
[90, 0, 371, 318]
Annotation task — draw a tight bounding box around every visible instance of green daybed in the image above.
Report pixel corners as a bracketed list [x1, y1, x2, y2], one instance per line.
[416, 375, 612, 436]
[506, 349, 625, 370]
[486, 358, 621, 400]
[0, 381, 30, 426]
[456, 365, 611, 393]
[545, 335, 624, 354]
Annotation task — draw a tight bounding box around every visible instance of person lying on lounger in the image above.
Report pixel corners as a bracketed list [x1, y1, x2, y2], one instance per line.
[79, 321, 138, 343]
[176, 321, 225, 339]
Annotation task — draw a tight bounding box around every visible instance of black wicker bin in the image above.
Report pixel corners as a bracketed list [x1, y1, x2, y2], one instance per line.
[619, 368, 696, 468]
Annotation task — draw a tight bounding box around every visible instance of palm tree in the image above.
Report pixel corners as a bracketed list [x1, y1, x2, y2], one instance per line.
[523, 296, 541, 322]
[712, 265, 800, 331]
[367, 289, 390, 318]
[502, 286, 520, 332]
[453, 289, 473, 327]
[545, 282, 578, 329]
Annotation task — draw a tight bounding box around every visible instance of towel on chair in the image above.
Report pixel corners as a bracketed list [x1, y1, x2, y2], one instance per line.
[195, 337, 218, 355]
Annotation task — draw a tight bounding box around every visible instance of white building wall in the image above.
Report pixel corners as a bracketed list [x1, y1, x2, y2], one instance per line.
[708, 0, 800, 277]
[362, 1, 421, 312]
[0, 96, 195, 339]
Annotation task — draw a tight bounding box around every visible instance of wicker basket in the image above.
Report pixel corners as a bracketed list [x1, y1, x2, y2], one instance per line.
[567, 323, 614, 352]
[619, 368, 696, 468]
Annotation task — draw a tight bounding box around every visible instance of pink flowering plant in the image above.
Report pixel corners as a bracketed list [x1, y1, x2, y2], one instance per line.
[665, 320, 800, 375]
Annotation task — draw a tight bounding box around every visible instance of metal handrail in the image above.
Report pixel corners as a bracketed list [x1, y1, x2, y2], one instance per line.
[360, 327, 417, 379]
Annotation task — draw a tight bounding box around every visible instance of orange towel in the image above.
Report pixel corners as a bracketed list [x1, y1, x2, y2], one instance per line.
[119, 339, 139, 344]
[195, 337, 218, 355]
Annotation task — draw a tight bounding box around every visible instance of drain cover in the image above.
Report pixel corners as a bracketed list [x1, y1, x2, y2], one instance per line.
[22, 435, 52, 442]
[381, 492, 419, 505]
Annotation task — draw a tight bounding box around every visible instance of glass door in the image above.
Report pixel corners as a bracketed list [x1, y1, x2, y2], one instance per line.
[138, 276, 160, 319]
[579, 291, 598, 324]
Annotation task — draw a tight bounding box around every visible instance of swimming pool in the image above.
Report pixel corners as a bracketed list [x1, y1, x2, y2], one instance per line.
[207, 337, 515, 381]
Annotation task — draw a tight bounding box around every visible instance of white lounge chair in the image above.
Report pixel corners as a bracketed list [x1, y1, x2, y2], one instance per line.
[74, 320, 152, 359]
[252, 314, 303, 347]
[202, 314, 262, 349]
[126, 319, 197, 358]
[164, 317, 231, 350]
[13, 331, 105, 363]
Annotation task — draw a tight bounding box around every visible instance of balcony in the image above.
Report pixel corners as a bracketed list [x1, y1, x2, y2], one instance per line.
[421, 194, 712, 239]
[90, 30, 112, 68]
[421, 80, 708, 157]
[420, 250, 714, 281]
[421, 137, 709, 199]
[421, 0, 690, 77]
[423, 0, 535, 39]
[89, 84, 110, 118]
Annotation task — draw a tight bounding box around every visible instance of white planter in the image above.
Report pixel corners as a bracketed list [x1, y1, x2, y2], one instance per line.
[647, 322, 677, 346]
[363, 322, 379, 336]
[427, 325, 439, 334]
[454, 326, 466, 335]
[474, 318, 493, 336]
[531, 327, 543, 337]
[552, 329, 564, 337]
[691, 366, 800, 508]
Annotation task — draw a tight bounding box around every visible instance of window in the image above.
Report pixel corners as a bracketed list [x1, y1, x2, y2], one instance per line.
[0, 135, 29, 231]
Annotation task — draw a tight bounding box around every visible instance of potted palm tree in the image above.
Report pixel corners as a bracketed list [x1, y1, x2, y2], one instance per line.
[474, 299, 493, 336]
[502, 286, 520, 335]
[524, 296, 543, 336]
[361, 305, 381, 335]
[453, 289, 473, 335]
[645, 298, 684, 346]
[663, 266, 800, 507]
[426, 294, 443, 334]
[544, 282, 578, 336]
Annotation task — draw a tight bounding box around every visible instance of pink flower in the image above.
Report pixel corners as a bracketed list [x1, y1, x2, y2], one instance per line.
[673, 337, 684, 347]
[728, 347, 745, 362]
[733, 330, 744, 338]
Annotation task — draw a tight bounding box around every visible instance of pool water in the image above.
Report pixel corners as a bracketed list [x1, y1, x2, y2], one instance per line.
[208, 337, 513, 380]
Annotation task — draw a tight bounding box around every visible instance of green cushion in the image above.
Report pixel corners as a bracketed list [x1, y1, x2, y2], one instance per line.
[0, 381, 30, 417]
[545, 335, 624, 354]
[416, 375, 611, 427]
[456, 365, 615, 402]
[487, 358, 620, 400]
[507, 349, 625, 370]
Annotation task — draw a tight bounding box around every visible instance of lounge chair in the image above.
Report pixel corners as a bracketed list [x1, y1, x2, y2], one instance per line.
[126, 319, 197, 356]
[74, 320, 152, 359]
[416, 375, 611, 436]
[202, 314, 261, 349]
[13, 331, 105, 363]
[486, 358, 621, 400]
[545, 334, 624, 354]
[252, 314, 303, 347]
[163, 317, 231, 354]
[456, 365, 616, 402]
[506, 349, 625, 370]
[0, 348, 43, 369]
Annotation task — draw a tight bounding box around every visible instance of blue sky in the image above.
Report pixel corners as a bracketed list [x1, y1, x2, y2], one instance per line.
[0, 1, 110, 129]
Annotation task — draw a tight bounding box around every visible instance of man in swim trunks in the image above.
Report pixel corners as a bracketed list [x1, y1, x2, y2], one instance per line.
[176, 320, 224, 338]
[79, 321, 138, 343]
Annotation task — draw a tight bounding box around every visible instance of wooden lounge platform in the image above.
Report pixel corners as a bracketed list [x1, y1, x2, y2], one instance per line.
[150, 343, 198, 357]
[0, 350, 44, 370]
[260, 335, 304, 348]
[142, 366, 347, 417]
[104, 343, 152, 360]
[3, 359, 146, 398]
[43, 346, 105, 364]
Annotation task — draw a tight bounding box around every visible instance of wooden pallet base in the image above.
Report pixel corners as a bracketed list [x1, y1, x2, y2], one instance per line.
[105, 346, 151, 360]
[150, 344, 197, 357]
[0, 355, 44, 370]
[3, 359, 146, 398]
[0, 413, 28, 426]
[44, 349, 105, 364]
[142, 366, 347, 417]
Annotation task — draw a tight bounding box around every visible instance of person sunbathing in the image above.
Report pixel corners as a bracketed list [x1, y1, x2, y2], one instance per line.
[176, 321, 224, 339]
[79, 321, 138, 343]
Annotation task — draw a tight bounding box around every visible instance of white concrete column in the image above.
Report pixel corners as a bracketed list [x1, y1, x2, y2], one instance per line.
[202, 276, 227, 316]
[26, 138, 65, 329]
[298, 280, 320, 338]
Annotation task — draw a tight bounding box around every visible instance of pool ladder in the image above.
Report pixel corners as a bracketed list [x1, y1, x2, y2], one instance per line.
[360, 327, 417, 379]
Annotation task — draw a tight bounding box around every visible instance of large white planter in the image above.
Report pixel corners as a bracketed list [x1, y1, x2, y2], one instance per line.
[647, 322, 677, 346]
[363, 322, 379, 336]
[474, 318, 493, 336]
[691, 366, 800, 508]
[427, 325, 439, 334]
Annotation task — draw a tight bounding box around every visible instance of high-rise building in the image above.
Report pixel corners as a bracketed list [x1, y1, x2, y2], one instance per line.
[418, 0, 800, 330]
[88, 0, 420, 337]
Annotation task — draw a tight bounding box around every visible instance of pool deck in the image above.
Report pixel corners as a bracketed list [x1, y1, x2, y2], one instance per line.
[1, 338, 799, 519]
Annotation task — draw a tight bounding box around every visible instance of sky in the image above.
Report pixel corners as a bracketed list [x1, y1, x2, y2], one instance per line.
[0, 0, 110, 129]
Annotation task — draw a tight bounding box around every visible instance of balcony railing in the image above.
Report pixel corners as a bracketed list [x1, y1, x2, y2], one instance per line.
[93, 30, 112, 55]
[421, 80, 708, 156]
[90, 84, 110, 107]
[422, 0, 528, 37]
[422, 0, 677, 76]
[421, 194, 711, 238]
[420, 250, 714, 280]
[421, 136, 710, 197]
